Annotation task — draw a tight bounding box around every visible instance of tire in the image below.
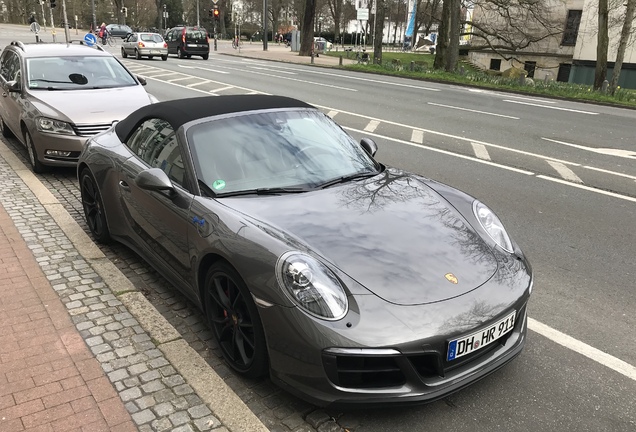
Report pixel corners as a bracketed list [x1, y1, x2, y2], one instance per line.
[202, 53, 209, 60]
[24, 130, 45, 173]
[0, 116, 13, 138]
[149, 56, 154, 60]
[204, 262, 268, 378]
[177, 47, 185, 59]
[161, 55, 168, 61]
[79, 168, 111, 243]
[121, 47, 128, 58]
[135, 49, 142, 60]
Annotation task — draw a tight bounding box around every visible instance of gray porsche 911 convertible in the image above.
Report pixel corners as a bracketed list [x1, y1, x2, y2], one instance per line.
[77, 95, 532, 406]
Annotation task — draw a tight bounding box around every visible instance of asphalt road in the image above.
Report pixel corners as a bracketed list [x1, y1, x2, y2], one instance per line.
[2, 25, 635, 431]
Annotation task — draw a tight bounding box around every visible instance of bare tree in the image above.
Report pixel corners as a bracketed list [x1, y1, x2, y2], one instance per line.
[465, 0, 566, 62]
[326, 0, 345, 40]
[299, 0, 317, 55]
[372, 0, 386, 62]
[609, 0, 635, 94]
[433, 0, 450, 69]
[594, 0, 609, 89]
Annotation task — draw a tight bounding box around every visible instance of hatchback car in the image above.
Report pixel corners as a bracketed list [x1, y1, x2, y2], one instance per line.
[106, 24, 133, 39]
[78, 94, 532, 406]
[0, 40, 157, 172]
[165, 26, 209, 60]
[121, 32, 168, 60]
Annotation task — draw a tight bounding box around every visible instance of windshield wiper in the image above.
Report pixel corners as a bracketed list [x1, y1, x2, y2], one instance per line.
[316, 171, 378, 189]
[216, 187, 309, 197]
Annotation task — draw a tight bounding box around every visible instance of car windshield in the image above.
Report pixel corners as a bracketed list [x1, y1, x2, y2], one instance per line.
[26, 56, 138, 90]
[188, 109, 381, 196]
[140, 33, 163, 42]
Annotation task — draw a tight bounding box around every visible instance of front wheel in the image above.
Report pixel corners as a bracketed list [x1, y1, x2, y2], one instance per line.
[121, 47, 128, 58]
[25, 130, 45, 173]
[79, 168, 111, 243]
[0, 116, 13, 138]
[107, 37, 115, 47]
[204, 262, 268, 378]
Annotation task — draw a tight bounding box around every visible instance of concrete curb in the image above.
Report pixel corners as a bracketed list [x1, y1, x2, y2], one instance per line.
[0, 141, 268, 432]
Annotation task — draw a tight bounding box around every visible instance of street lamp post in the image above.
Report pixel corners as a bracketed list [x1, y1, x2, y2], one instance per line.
[196, 0, 200, 27]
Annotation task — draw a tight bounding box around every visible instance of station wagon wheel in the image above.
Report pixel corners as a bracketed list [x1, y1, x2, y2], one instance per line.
[204, 262, 268, 378]
[121, 47, 128, 58]
[24, 130, 45, 173]
[79, 168, 111, 243]
[0, 116, 13, 138]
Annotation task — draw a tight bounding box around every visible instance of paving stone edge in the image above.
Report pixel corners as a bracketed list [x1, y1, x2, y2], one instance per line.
[0, 142, 269, 432]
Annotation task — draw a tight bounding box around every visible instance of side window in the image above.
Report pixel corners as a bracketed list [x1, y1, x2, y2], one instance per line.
[125, 119, 186, 186]
[0, 51, 20, 82]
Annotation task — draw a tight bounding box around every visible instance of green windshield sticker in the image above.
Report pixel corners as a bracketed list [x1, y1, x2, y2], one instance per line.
[212, 179, 226, 190]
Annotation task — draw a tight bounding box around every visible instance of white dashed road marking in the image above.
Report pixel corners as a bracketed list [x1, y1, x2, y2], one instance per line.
[428, 102, 520, 120]
[327, 110, 339, 118]
[471, 142, 491, 161]
[411, 130, 424, 144]
[547, 160, 583, 183]
[364, 120, 380, 133]
[503, 100, 600, 115]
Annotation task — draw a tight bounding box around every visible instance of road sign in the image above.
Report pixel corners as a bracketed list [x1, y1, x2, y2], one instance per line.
[212, 0, 219, 3]
[357, 9, 369, 20]
[30, 22, 41, 33]
[83, 33, 97, 46]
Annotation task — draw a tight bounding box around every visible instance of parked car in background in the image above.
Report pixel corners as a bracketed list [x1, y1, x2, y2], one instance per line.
[106, 24, 133, 39]
[78, 94, 532, 407]
[0, 40, 157, 173]
[121, 32, 168, 61]
[165, 26, 209, 60]
[313, 37, 333, 51]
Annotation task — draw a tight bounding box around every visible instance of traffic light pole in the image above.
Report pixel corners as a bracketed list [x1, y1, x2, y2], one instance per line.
[48, 1, 56, 42]
[214, 22, 218, 51]
[62, 0, 70, 42]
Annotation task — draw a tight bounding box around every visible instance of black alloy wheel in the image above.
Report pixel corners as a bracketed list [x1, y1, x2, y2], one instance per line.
[204, 262, 268, 378]
[80, 168, 111, 243]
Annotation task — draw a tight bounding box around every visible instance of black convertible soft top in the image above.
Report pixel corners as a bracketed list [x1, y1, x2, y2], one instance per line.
[115, 94, 314, 142]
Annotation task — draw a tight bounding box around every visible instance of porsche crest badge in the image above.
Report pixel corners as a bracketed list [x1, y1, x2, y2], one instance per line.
[445, 273, 458, 284]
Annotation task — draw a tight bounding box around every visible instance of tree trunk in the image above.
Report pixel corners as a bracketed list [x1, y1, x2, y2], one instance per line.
[299, 0, 316, 56]
[609, 0, 635, 95]
[594, 0, 609, 90]
[445, 0, 459, 72]
[434, 0, 450, 69]
[373, 0, 386, 63]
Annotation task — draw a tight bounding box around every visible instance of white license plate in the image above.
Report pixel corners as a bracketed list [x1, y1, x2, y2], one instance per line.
[150, 50, 161, 54]
[447, 311, 516, 361]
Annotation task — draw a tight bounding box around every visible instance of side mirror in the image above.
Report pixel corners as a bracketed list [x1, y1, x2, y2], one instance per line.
[135, 168, 174, 192]
[360, 138, 378, 157]
[136, 75, 147, 86]
[7, 80, 21, 93]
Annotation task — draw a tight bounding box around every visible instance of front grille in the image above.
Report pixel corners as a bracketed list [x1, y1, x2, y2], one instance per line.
[73, 123, 113, 136]
[323, 353, 406, 389]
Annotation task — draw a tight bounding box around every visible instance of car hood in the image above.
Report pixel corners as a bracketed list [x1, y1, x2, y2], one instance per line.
[29, 86, 153, 124]
[222, 169, 500, 305]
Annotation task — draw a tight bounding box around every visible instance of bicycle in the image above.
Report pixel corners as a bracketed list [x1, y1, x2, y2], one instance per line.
[101, 34, 115, 47]
[231, 36, 242, 49]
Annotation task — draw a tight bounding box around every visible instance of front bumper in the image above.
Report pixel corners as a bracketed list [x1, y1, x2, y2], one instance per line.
[30, 129, 88, 167]
[258, 261, 532, 406]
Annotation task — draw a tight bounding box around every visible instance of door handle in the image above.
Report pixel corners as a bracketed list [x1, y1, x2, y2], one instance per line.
[118, 180, 130, 191]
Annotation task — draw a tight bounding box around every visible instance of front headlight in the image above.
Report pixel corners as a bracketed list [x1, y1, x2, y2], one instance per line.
[36, 117, 75, 135]
[276, 252, 348, 320]
[473, 200, 514, 253]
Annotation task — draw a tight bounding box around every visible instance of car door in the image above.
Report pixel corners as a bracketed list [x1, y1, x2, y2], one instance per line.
[123, 33, 135, 54]
[0, 50, 23, 137]
[118, 118, 195, 285]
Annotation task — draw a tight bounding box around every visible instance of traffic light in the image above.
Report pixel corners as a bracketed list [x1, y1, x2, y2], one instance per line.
[213, 5, 220, 21]
[49, 0, 56, 8]
[121, 6, 127, 16]
[208, 9, 213, 18]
